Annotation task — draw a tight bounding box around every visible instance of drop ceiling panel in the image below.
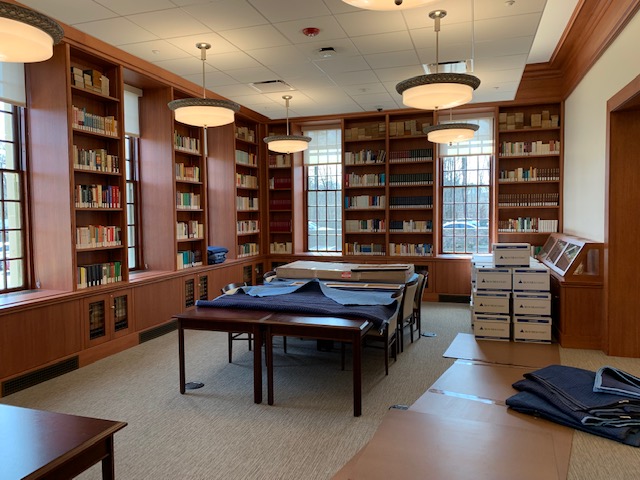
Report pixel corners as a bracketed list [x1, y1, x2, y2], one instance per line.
[94, 0, 177, 16]
[218, 25, 291, 50]
[180, 0, 269, 31]
[73, 18, 159, 46]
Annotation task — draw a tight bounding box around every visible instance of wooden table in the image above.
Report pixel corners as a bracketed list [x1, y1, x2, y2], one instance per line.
[174, 307, 270, 404]
[0, 404, 127, 480]
[172, 308, 373, 416]
[265, 313, 372, 416]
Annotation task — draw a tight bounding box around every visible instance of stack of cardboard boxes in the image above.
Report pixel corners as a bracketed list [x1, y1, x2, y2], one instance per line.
[471, 243, 552, 343]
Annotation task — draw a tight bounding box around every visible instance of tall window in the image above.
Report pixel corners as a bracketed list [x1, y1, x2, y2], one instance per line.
[304, 128, 342, 252]
[441, 114, 493, 254]
[0, 102, 26, 291]
[124, 135, 141, 270]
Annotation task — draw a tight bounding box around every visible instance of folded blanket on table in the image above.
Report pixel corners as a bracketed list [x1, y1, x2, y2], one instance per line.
[196, 280, 398, 333]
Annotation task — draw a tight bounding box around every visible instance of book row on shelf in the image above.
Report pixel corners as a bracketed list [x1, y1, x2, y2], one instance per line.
[269, 177, 292, 189]
[236, 196, 259, 210]
[345, 219, 385, 232]
[268, 199, 292, 210]
[173, 131, 200, 153]
[70, 67, 110, 96]
[71, 106, 118, 137]
[270, 242, 292, 254]
[345, 195, 386, 209]
[388, 243, 433, 256]
[388, 149, 433, 162]
[177, 249, 203, 269]
[389, 195, 433, 209]
[389, 119, 429, 137]
[235, 150, 257, 166]
[343, 243, 385, 255]
[175, 163, 200, 182]
[176, 192, 201, 209]
[497, 218, 559, 233]
[498, 140, 561, 156]
[235, 125, 256, 142]
[389, 219, 432, 232]
[76, 225, 122, 249]
[73, 146, 119, 173]
[344, 150, 386, 165]
[237, 220, 259, 234]
[498, 192, 560, 207]
[388, 173, 433, 185]
[498, 110, 559, 130]
[236, 173, 258, 188]
[268, 154, 291, 168]
[176, 221, 204, 240]
[77, 261, 123, 289]
[75, 184, 121, 209]
[269, 220, 291, 232]
[498, 167, 560, 182]
[344, 123, 386, 141]
[238, 243, 259, 257]
[345, 172, 385, 187]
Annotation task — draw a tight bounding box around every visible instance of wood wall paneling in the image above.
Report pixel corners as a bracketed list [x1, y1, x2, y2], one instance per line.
[132, 278, 183, 331]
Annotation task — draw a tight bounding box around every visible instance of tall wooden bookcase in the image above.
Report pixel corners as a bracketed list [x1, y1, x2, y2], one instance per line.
[234, 117, 261, 259]
[267, 152, 293, 254]
[495, 103, 563, 252]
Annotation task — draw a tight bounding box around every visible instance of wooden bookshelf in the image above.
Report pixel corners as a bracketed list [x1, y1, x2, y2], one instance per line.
[267, 152, 293, 254]
[173, 114, 206, 270]
[234, 118, 260, 259]
[496, 103, 563, 253]
[387, 112, 435, 257]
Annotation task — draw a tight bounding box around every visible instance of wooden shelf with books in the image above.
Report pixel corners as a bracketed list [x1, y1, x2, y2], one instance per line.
[268, 153, 293, 254]
[69, 46, 128, 290]
[173, 121, 206, 270]
[496, 103, 563, 251]
[387, 112, 435, 258]
[235, 119, 260, 259]
[343, 116, 387, 257]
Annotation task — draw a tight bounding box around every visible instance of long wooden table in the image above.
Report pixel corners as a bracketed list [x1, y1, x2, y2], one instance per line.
[0, 404, 127, 480]
[173, 308, 373, 416]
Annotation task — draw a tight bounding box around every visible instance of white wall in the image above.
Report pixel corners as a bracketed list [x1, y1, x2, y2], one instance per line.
[563, 10, 640, 242]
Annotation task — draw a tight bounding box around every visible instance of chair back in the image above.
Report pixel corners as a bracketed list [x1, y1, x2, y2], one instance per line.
[413, 273, 427, 310]
[263, 270, 277, 283]
[401, 277, 419, 322]
[221, 282, 247, 294]
[386, 290, 404, 333]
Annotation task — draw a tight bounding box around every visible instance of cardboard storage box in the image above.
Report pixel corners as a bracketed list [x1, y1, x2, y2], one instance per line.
[513, 316, 552, 343]
[475, 268, 512, 291]
[493, 243, 531, 267]
[512, 266, 550, 291]
[472, 291, 511, 315]
[275, 260, 415, 283]
[473, 313, 511, 324]
[473, 319, 511, 341]
[512, 291, 551, 316]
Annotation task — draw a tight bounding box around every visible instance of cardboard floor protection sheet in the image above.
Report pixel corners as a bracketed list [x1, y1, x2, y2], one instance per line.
[443, 332, 560, 367]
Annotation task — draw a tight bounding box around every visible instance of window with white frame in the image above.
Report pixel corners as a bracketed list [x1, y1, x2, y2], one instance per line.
[304, 128, 342, 252]
[440, 114, 493, 254]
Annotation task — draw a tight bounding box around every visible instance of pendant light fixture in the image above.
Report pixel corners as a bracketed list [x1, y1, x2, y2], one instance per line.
[341, 0, 437, 10]
[168, 42, 240, 128]
[396, 10, 480, 111]
[264, 95, 311, 154]
[0, 1, 64, 63]
[424, 121, 479, 144]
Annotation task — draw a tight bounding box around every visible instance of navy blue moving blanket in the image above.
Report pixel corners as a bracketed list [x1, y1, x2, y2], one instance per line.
[196, 280, 398, 333]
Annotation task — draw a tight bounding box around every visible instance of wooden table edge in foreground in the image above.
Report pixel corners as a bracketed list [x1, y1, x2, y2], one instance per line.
[0, 404, 127, 480]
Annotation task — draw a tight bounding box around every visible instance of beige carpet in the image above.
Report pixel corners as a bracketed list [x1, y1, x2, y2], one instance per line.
[2, 302, 640, 479]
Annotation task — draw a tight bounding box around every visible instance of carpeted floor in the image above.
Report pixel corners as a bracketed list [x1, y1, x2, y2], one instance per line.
[2, 302, 640, 479]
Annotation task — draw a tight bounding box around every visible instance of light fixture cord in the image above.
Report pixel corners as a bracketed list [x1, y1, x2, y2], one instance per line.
[471, 0, 475, 72]
[434, 15, 440, 74]
[285, 97, 290, 136]
[201, 47, 207, 99]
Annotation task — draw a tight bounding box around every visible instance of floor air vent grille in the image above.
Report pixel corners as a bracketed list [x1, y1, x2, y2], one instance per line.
[2, 356, 79, 397]
[139, 320, 177, 344]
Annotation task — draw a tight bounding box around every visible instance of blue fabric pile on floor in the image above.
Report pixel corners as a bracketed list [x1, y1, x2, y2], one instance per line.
[506, 365, 640, 446]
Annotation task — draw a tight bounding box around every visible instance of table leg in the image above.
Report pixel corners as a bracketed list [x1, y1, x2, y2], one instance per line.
[178, 322, 186, 394]
[353, 334, 362, 417]
[253, 326, 263, 404]
[266, 327, 274, 405]
[101, 436, 115, 480]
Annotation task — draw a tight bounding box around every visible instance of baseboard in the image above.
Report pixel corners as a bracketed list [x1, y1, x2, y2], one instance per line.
[1, 356, 79, 397]
[139, 320, 178, 344]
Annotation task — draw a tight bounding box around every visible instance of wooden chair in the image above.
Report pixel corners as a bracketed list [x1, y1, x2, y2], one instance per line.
[221, 282, 252, 362]
[397, 276, 419, 353]
[409, 272, 428, 343]
[357, 289, 404, 376]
